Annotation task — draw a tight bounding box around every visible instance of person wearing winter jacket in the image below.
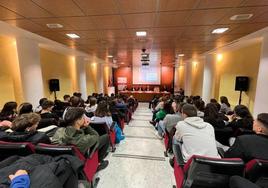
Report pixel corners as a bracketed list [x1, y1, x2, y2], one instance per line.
[174, 104, 220, 162]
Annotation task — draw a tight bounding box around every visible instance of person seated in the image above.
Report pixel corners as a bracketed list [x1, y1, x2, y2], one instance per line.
[220, 96, 232, 114]
[91, 101, 114, 129]
[63, 94, 71, 104]
[39, 100, 59, 128]
[227, 105, 253, 131]
[224, 113, 268, 162]
[85, 97, 98, 115]
[34, 98, 47, 113]
[174, 104, 220, 162]
[18, 103, 33, 115]
[0, 113, 50, 144]
[52, 99, 66, 118]
[0, 101, 17, 122]
[203, 103, 226, 128]
[51, 107, 109, 170]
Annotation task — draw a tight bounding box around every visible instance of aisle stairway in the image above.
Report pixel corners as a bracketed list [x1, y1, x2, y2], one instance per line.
[98, 103, 175, 188]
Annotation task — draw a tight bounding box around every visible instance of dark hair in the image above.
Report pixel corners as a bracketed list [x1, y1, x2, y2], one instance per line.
[90, 97, 97, 107]
[257, 113, 268, 129]
[95, 101, 111, 117]
[41, 100, 54, 110]
[64, 107, 85, 126]
[163, 101, 174, 114]
[210, 99, 218, 103]
[0, 101, 17, 116]
[182, 104, 197, 117]
[193, 99, 205, 112]
[12, 113, 40, 132]
[39, 98, 47, 106]
[63, 95, 70, 100]
[204, 103, 219, 119]
[234, 105, 253, 119]
[70, 96, 83, 107]
[18, 103, 33, 115]
[220, 96, 230, 107]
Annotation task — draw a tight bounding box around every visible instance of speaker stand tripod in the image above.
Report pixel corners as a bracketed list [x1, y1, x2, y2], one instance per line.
[238, 90, 242, 105]
[53, 91, 57, 100]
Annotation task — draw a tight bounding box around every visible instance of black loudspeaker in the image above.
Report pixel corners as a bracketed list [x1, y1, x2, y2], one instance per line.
[49, 79, 60, 92]
[235, 76, 249, 91]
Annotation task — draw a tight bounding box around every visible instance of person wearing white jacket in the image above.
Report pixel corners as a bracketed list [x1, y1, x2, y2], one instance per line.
[174, 104, 220, 162]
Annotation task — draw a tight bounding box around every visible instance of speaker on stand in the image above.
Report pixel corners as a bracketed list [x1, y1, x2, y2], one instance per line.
[49, 79, 60, 100]
[235, 76, 249, 105]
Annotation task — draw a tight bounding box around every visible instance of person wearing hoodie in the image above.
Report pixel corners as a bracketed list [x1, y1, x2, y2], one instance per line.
[51, 107, 110, 171]
[174, 104, 220, 162]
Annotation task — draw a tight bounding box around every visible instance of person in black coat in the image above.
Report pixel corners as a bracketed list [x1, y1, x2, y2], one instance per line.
[224, 113, 268, 162]
[0, 113, 50, 144]
[39, 100, 59, 128]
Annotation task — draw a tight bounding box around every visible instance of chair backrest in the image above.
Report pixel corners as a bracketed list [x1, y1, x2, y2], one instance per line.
[184, 156, 245, 188]
[246, 159, 268, 184]
[0, 141, 35, 161]
[90, 122, 109, 136]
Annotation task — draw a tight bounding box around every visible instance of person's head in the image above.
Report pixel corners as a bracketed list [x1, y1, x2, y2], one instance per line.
[233, 105, 253, 119]
[89, 97, 97, 107]
[63, 95, 70, 102]
[11, 113, 41, 132]
[39, 98, 47, 106]
[70, 96, 83, 107]
[204, 103, 218, 119]
[95, 101, 110, 117]
[41, 100, 54, 111]
[64, 107, 89, 129]
[163, 101, 174, 114]
[193, 99, 205, 112]
[210, 98, 218, 103]
[220, 96, 230, 107]
[181, 104, 197, 119]
[253, 113, 268, 135]
[1, 101, 17, 115]
[18, 103, 33, 115]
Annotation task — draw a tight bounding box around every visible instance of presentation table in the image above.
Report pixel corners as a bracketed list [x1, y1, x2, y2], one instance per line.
[119, 91, 171, 102]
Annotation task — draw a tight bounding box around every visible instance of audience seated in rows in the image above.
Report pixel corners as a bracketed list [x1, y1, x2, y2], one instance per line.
[18, 103, 33, 115]
[0, 113, 50, 144]
[203, 103, 227, 128]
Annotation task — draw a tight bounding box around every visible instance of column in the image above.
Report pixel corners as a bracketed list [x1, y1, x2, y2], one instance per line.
[202, 54, 216, 104]
[253, 35, 268, 117]
[16, 37, 44, 107]
[75, 56, 88, 100]
[184, 60, 192, 96]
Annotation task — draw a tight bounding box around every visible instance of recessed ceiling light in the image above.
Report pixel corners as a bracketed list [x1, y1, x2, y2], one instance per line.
[136, 31, 147, 37]
[66, 33, 80, 39]
[46, 23, 63, 29]
[212, 28, 229, 34]
[107, 55, 113, 58]
[230, 14, 253, 21]
[120, 62, 125, 64]
[178, 54, 184, 57]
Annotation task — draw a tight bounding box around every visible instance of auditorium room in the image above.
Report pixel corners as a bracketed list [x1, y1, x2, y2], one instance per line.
[0, 1, 268, 188]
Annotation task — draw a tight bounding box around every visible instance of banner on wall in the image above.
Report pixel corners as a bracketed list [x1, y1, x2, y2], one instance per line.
[117, 77, 127, 91]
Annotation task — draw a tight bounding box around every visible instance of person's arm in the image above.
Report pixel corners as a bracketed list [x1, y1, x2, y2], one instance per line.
[224, 137, 245, 159]
[9, 170, 30, 188]
[84, 126, 99, 136]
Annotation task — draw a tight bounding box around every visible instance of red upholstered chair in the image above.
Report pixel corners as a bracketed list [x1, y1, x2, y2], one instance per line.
[245, 159, 268, 187]
[164, 127, 176, 157]
[90, 122, 116, 152]
[0, 141, 35, 161]
[173, 144, 245, 188]
[35, 143, 99, 184]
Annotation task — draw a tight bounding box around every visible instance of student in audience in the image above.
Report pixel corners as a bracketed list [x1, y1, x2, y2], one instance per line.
[91, 101, 113, 128]
[227, 105, 253, 131]
[63, 94, 71, 103]
[224, 113, 268, 162]
[174, 104, 220, 162]
[39, 100, 59, 127]
[193, 99, 205, 117]
[70, 96, 84, 107]
[220, 96, 231, 114]
[52, 107, 109, 170]
[203, 103, 227, 128]
[0, 101, 17, 121]
[34, 98, 47, 113]
[18, 103, 33, 115]
[85, 97, 98, 115]
[0, 113, 50, 144]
